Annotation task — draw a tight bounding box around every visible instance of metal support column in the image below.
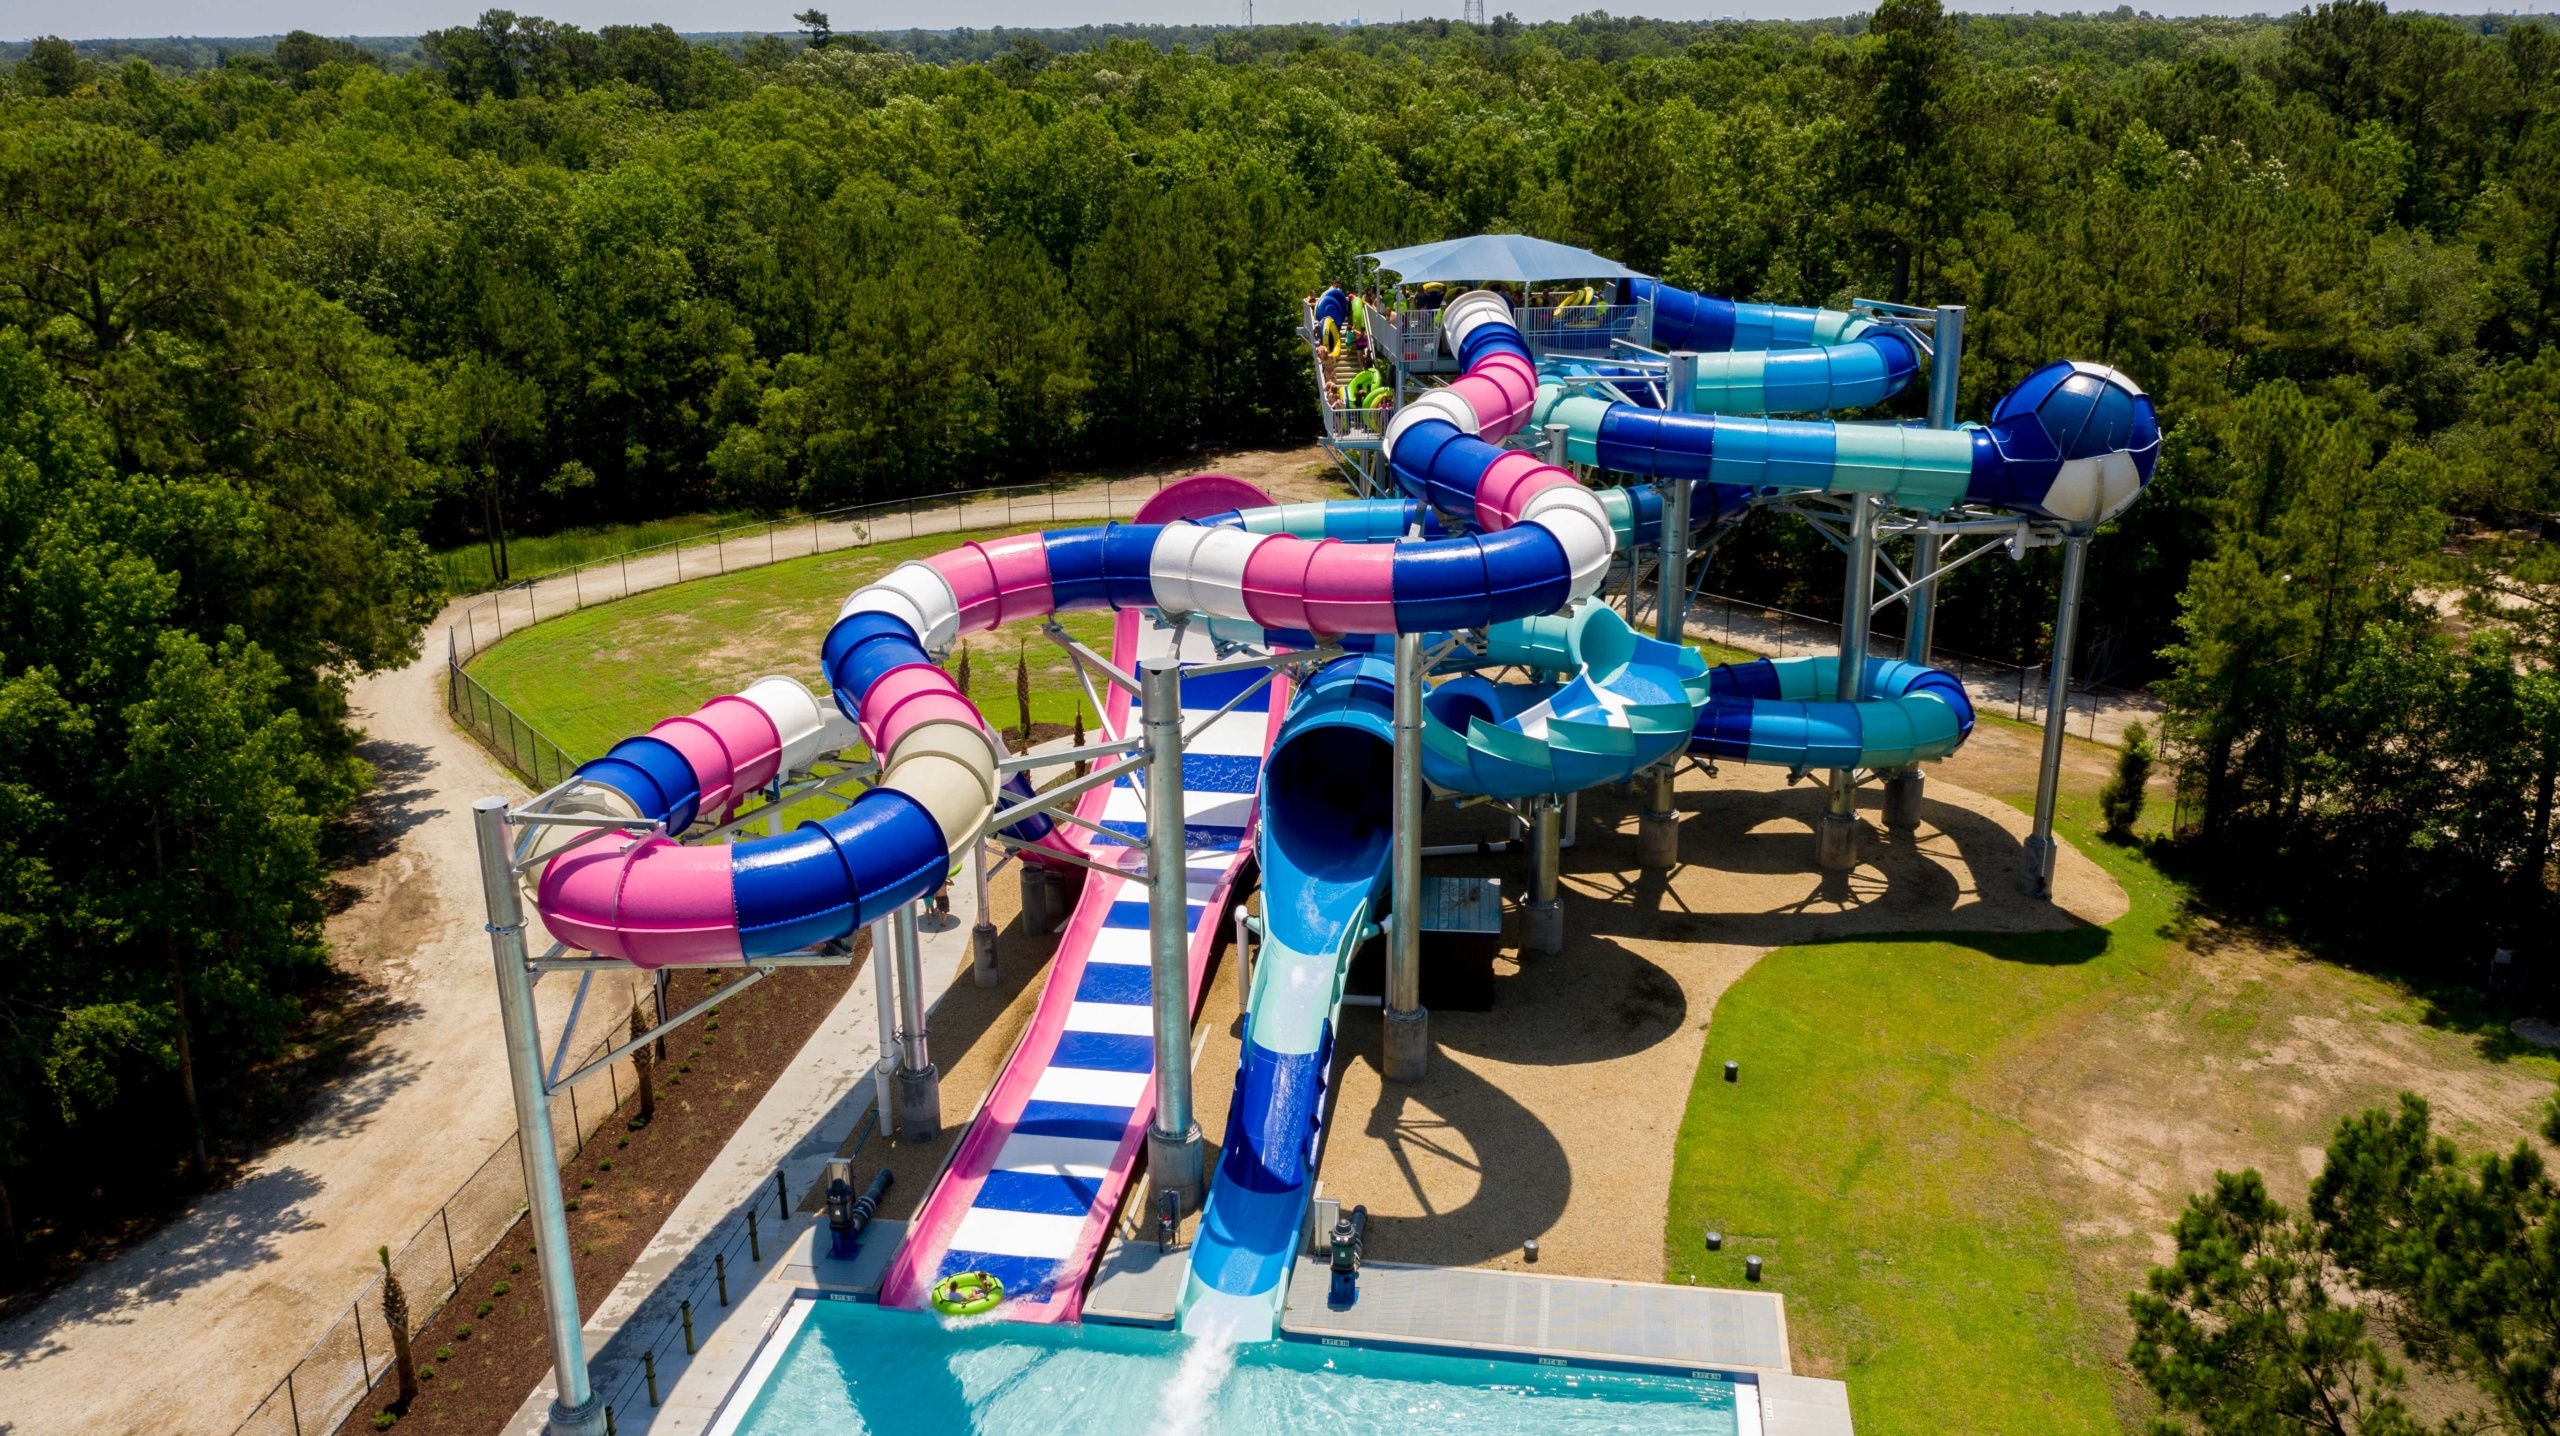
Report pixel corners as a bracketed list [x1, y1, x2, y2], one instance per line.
[1141, 656, 1205, 1212]
[969, 841, 999, 987]
[1887, 305, 1964, 833]
[1819, 496, 1880, 871]
[473, 799, 607, 1436]
[1522, 794, 1563, 957]
[1384, 631, 1430, 1082]
[2025, 530, 2091, 898]
[868, 918, 897, 1141]
[1640, 352, 1697, 871]
[890, 901, 939, 1141]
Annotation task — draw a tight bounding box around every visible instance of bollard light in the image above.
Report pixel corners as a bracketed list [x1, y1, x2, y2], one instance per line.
[1724, 1060, 1739, 1083]
[1523, 1238, 1540, 1264]
[1745, 1255, 1764, 1282]
[1705, 1229, 1723, 1251]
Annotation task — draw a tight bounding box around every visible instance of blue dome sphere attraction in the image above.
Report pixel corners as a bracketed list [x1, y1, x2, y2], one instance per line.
[1989, 361, 2161, 523]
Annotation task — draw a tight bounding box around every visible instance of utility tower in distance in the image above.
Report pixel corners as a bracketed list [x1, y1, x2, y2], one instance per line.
[1463, 0, 1484, 23]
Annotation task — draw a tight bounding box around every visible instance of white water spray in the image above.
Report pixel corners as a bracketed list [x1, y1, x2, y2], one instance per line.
[1151, 1331, 1239, 1435]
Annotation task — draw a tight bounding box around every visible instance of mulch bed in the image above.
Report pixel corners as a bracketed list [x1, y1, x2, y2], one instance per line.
[333, 949, 859, 1436]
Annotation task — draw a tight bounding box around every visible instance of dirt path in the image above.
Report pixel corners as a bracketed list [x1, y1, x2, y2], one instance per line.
[452, 450, 1343, 664]
[0, 600, 636, 1436]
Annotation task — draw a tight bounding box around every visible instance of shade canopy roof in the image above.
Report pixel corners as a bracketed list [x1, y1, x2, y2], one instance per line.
[1365, 234, 1646, 285]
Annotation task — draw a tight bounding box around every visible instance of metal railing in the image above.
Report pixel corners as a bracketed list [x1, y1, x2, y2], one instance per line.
[449, 475, 1178, 666]
[1519, 301, 1647, 356]
[229, 1024, 647, 1436]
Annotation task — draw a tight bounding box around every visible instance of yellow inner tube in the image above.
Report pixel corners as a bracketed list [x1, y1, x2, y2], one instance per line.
[931, 1270, 1005, 1315]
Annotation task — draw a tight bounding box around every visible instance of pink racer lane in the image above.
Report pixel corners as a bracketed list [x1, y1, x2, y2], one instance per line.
[875, 500, 1290, 1324]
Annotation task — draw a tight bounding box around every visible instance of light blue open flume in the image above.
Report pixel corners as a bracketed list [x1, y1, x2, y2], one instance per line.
[722, 1298, 1754, 1436]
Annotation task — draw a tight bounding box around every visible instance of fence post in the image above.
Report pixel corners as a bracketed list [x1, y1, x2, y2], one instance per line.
[717, 534, 726, 576]
[574, 564, 583, 610]
[768, 522, 777, 566]
[442, 1208, 461, 1293]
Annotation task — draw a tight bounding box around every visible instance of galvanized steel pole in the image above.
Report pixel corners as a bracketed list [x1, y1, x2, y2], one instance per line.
[1141, 656, 1204, 1212]
[1641, 352, 1698, 871]
[1384, 630, 1430, 1082]
[890, 901, 939, 1141]
[1523, 795, 1563, 958]
[1887, 305, 1964, 833]
[1819, 496, 1879, 871]
[868, 918, 897, 1140]
[2025, 531, 2090, 898]
[473, 799, 606, 1436]
[969, 840, 999, 988]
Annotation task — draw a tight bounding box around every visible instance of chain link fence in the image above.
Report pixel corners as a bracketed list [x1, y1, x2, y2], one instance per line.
[448, 475, 1177, 666]
[229, 1021, 647, 1436]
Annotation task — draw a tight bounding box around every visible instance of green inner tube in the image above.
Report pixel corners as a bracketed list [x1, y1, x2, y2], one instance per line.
[931, 1270, 1005, 1316]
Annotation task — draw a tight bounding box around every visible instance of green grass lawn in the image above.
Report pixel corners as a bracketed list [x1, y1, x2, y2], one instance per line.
[1667, 794, 2178, 1434]
[465, 526, 1114, 761]
[437, 511, 763, 596]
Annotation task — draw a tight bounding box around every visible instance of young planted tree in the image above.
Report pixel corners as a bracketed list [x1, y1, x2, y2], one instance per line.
[378, 1245, 419, 1408]
[2100, 721, 2154, 840]
[1015, 651, 1033, 746]
[629, 997, 654, 1126]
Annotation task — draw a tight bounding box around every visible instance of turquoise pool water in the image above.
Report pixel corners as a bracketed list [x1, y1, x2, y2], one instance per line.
[719, 1298, 1752, 1435]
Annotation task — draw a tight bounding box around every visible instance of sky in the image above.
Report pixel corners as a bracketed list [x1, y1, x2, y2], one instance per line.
[4, 0, 2547, 44]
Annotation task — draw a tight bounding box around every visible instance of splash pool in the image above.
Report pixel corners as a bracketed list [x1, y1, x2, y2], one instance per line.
[712, 1297, 1760, 1435]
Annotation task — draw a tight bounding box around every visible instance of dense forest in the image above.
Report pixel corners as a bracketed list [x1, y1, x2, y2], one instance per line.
[3, 2, 2559, 1287]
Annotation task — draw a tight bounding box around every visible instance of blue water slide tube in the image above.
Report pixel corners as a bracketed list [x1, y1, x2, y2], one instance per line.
[1689, 655, 1977, 770]
[1536, 359, 2162, 524]
[1631, 278, 1923, 415]
[1181, 655, 1397, 1341]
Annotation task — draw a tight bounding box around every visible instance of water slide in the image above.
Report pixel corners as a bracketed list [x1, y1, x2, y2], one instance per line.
[523, 280, 2152, 1337]
[1174, 286, 2160, 1337]
[876, 600, 1284, 1321]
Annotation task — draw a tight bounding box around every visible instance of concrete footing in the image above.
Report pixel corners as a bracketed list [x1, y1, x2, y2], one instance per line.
[546, 1393, 609, 1436]
[895, 1063, 942, 1143]
[1882, 771, 1924, 831]
[1637, 808, 1681, 869]
[2024, 833, 2058, 899]
[970, 921, 999, 987]
[1520, 898, 1563, 959]
[1383, 1004, 1430, 1082]
[1815, 810, 1860, 872]
[1147, 1122, 1205, 1218]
